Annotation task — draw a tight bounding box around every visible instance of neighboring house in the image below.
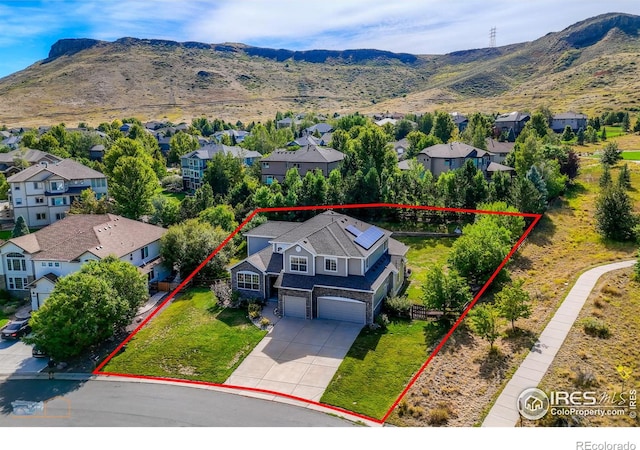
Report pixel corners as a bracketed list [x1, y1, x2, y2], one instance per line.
[181, 144, 262, 192]
[303, 123, 333, 135]
[0, 214, 169, 310]
[485, 138, 515, 164]
[0, 149, 62, 177]
[494, 111, 530, 137]
[260, 144, 345, 184]
[229, 211, 409, 325]
[393, 138, 409, 159]
[375, 118, 397, 127]
[89, 144, 105, 162]
[486, 162, 516, 177]
[276, 117, 300, 129]
[450, 112, 468, 132]
[1, 136, 21, 150]
[213, 129, 250, 144]
[7, 159, 108, 229]
[551, 112, 588, 133]
[157, 136, 171, 156]
[417, 142, 493, 177]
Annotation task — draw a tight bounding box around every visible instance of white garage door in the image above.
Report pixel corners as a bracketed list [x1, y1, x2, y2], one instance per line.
[317, 296, 366, 324]
[283, 295, 307, 319]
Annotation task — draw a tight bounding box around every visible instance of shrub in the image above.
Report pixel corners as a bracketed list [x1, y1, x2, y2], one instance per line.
[582, 317, 610, 338]
[384, 295, 411, 318]
[408, 405, 425, 418]
[573, 366, 599, 388]
[427, 403, 454, 425]
[397, 398, 408, 417]
[375, 313, 390, 330]
[259, 317, 271, 328]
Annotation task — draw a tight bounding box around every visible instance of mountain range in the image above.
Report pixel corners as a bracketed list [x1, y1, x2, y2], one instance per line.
[0, 12, 639, 126]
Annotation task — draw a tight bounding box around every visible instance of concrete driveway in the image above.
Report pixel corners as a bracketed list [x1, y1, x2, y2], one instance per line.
[225, 318, 362, 402]
[0, 338, 48, 374]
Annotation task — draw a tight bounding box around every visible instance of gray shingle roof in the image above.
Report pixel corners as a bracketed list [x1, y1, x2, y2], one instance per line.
[181, 143, 261, 161]
[243, 245, 284, 274]
[553, 112, 587, 120]
[419, 142, 492, 159]
[0, 149, 62, 165]
[485, 139, 514, 155]
[487, 162, 515, 172]
[243, 221, 299, 238]
[261, 145, 344, 164]
[7, 214, 166, 262]
[7, 158, 105, 183]
[495, 111, 530, 123]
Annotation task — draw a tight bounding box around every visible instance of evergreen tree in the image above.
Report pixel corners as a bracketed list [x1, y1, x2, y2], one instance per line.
[600, 142, 622, 166]
[595, 184, 638, 241]
[11, 216, 29, 238]
[618, 164, 631, 190]
[599, 165, 612, 188]
[576, 127, 585, 145]
[561, 125, 575, 142]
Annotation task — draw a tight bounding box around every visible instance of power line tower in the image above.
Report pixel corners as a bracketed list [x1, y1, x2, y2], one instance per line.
[489, 27, 496, 48]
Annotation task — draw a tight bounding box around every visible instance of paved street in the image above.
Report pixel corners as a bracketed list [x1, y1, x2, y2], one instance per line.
[0, 378, 357, 426]
[482, 259, 637, 427]
[0, 339, 48, 375]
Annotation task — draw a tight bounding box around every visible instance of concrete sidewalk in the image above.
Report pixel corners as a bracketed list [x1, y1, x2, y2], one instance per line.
[482, 259, 636, 427]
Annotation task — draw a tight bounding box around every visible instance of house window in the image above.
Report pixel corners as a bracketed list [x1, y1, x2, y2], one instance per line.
[55, 262, 60, 267]
[15, 198, 22, 205]
[13, 185, 20, 191]
[237, 272, 260, 291]
[51, 197, 67, 206]
[50, 181, 64, 192]
[35, 197, 44, 204]
[8, 277, 28, 290]
[55, 213, 64, 220]
[324, 257, 337, 272]
[444, 159, 451, 167]
[290, 256, 308, 273]
[6, 253, 26, 272]
[265, 176, 274, 185]
[33, 182, 41, 189]
[148, 269, 155, 282]
[262, 162, 270, 169]
[141, 246, 149, 260]
[90, 178, 107, 189]
[36, 213, 46, 221]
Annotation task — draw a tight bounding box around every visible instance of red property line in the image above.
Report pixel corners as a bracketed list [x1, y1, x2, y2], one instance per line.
[94, 203, 542, 425]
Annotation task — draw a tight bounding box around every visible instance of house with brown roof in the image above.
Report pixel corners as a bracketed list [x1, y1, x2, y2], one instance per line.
[0, 214, 169, 310]
[260, 144, 344, 184]
[7, 159, 108, 228]
[0, 149, 62, 177]
[229, 211, 408, 325]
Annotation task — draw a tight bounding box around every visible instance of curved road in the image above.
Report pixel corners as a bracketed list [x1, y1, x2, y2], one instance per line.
[0, 378, 357, 427]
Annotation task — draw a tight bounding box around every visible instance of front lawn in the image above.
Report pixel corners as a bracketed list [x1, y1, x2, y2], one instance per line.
[320, 318, 439, 419]
[395, 236, 456, 303]
[102, 287, 267, 382]
[0, 230, 12, 240]
[161, 190, 186, 202]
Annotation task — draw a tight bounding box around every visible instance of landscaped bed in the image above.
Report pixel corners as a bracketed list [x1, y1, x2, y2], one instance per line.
[102, 287, 267, 383]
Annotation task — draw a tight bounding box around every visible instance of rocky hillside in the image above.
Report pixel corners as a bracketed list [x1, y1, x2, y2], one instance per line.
[0, 12, 639, 126]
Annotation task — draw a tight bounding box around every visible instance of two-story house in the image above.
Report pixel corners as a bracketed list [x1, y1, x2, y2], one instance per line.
[417, 142, 493, 178]
[494, 111, 530, 137]
[0, 214, 169, 310]
[260, 144, 345, 184]
[7, 159, 108, 229]
[551, 112, 588, 133]
[181, 144, 262, 192]
[229, 211, 408, 325]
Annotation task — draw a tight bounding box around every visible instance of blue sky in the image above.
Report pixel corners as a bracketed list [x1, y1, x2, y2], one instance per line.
[0, 0, 639, 78]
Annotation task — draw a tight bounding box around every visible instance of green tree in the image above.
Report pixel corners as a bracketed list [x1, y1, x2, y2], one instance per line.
[595, 184, 638, 241]
[0, 173, 9, 200]
[11, 216, 29, 237]
[149, 195, 180, 227]
[326, 169, 345, 205]
[417, 112, 434, 135]
[421, 265, 472, 316]
[599, 165, 612, 188]
[633, 115, 640, 133]
[468, 304, 502, 351]
[561, 125, 575, 142]
[168, 132, 199, 164]
[448, 220, 512, 285]
[621, 112, 630, 132]
[68, 188, 109, 214]
[509, 176, 546, 214]
[475, 201, 526, 243]
[394, 119, 414, 140]
[600, 127, 607, 141]
[109, 156, 159, 219]
[432, 111, 455, 143]
[524, 112, 550, 138]
[103, 138, 153, 176]
[161, 219, 233, 279]
[488, 171, 512, 203]
[198, 205, 238, 232]
[27, 273, 124, 359]
[600, 142, 622, 166]
[191, 117, 213, 136]
[576, 127, 585, 145]
[618, 164, 631, 190]
[495, 279, 531, 331]
[203, 152, 244, 198]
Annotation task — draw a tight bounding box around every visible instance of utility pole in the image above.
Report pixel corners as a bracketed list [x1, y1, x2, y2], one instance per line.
[490, 27, 496, 48]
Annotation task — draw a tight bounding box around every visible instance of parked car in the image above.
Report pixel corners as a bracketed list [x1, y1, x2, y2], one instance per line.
[31, 346, 48, 358]
[1, 318, 31, 340]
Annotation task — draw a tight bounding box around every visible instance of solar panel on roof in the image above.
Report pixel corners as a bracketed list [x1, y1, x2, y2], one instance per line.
[354, 226, 384, 250]
[345, 225, 362, 237]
